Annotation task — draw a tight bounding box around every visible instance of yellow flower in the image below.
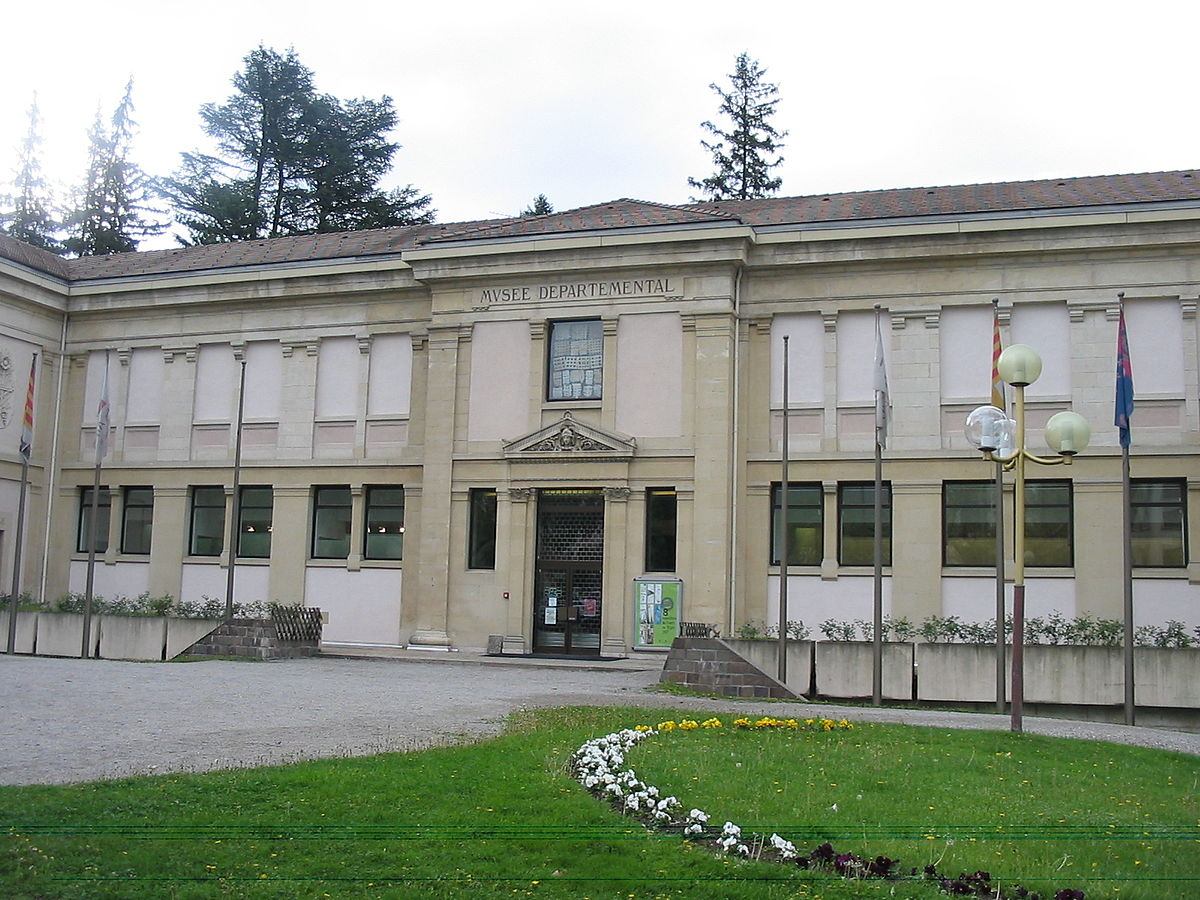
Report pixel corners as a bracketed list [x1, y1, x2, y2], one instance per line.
[701, 717, 723, 728]
[733, 717, 752, 728]
[634, 724, 652, 732]
[657, 720, 676, 731]
[679, 719, 699, 730]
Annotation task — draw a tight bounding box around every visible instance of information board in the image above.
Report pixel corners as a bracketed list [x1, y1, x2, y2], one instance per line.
[633, 578, 682, 649]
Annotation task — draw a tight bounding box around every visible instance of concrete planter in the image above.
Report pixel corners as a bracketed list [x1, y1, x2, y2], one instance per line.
[0, 610, 39, 653]
[722, 639, 814, 696]
[815, 641, 914, 700]
[35, 612, 96, 658]
[165, 618, 223, 659]
[1024, 645, 1200, 709]
[917, 643, 1007, 703]
[98, 615, 169, 661]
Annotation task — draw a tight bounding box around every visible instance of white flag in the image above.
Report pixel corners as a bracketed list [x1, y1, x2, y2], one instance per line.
[874, 310, 890, 449]
[95, 353, 111, 463]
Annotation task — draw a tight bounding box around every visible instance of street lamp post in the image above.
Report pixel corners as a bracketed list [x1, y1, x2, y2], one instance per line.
[965, 344, 1091, 733]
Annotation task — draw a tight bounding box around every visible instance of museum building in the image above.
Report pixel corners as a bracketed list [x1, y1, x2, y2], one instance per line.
[1, 170, 1197, 656]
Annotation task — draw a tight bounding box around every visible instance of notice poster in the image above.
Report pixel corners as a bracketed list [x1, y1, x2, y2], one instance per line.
[633, 579, 682, 648]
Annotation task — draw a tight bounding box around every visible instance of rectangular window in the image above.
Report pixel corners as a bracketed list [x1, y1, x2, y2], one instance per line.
[943, 481, 995, 567]
[189, 486, 225, 557]
[238, 486, 273, 559]
[121, 487, 154, 554]
[365, 486, 405, 561]
[770, 482, 822, 566]
[312, 486, 352, 559]
[838, 482, 891, 566]
[76, 486, 111, 553]
[1131, 479, 1187, 567]
[1024, 479, 1072, 567]
[645, 488, 677, 572]
[467, 488, 496, 569]
[547, 319, 603, 400]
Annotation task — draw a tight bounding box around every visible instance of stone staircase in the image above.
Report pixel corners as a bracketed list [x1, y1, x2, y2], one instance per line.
[659, 636, 796, 699]
[183, 616, 320, 660]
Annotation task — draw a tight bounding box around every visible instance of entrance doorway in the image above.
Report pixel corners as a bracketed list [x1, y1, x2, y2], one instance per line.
[533, 489, 603, 655]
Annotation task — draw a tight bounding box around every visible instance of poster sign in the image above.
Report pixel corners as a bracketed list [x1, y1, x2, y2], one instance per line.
[634, 578, 682, 649]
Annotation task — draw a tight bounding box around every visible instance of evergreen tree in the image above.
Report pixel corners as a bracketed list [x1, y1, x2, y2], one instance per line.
[63, 80, 164, 256]
[521, 194, 554, 216]
[688, 52, 787, 201]
[160, 46, 434, 244]
[1, 96, 62, 253]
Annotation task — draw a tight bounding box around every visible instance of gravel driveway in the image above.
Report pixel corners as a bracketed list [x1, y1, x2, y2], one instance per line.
[2, 653, 1196, 786]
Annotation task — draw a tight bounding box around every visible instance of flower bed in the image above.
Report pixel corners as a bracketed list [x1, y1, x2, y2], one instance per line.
[572, 718, 1086, 900]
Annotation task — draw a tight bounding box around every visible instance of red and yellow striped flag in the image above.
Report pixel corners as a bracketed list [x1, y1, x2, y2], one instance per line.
[990, 304, 1005, 410]
[18, 354, 36, 463]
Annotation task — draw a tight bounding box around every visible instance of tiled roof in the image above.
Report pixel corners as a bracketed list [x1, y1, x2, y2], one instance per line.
[3, 170, 1198, 283]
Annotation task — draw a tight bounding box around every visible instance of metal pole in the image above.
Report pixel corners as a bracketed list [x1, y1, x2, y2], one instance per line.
[225, 358, 247, 621]
[81, 461, 102, 659]
[1121, 444, 1135, 725]
[777, 335, 789, 685]
[1011, 383, 1027, 733]
[995, 459, 1007, 714]
[872, 439, 883, 705]
[6, 457, 29, 653]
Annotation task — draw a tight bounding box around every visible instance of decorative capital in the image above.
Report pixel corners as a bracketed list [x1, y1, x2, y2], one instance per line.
[603, 486, 632, 502]
[508, 487, 536, 501]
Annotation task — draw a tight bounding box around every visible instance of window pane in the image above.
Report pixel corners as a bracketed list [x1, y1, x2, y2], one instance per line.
[771, 483, 822, 566]
[645, 488, 677, 572]
[77, 487, 111, 553]
[238, 487, 273, 558]
[467, 488, 497, 569]
[838, 482, 891, 566]
[1131, 479, 1187, 567]
[943, 482, 995, 567]
[547, 319, 603, 400]
[190, 487, 225, 556]
[365, 486, 405, 561]
[312, 487, 352, 559]
[1024, 481, 1072, 567]
[121, 487, 154, 555]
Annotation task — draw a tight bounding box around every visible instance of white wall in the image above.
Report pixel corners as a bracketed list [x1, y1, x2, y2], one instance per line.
[125, 347, 163, 424]
[316, 336, 359, 418]
[0, 338, 38, 457]
[468, 320, 530, 441]
[68, 560, 150, 599]
[770, 314, 823, 406]
[180, 562, 270, 607]
[1010, 302, 1070, 398]
[941, 576, 1076, 622]
[244, 341, 282, 420]
[305, 566, 403, 645]
[193, 344, 234, 422]
[939, 305, 992, 402]
[615, 312, 682, 437]
[1125, 298, 1185, 395]
[367, 333, 413, 417]
[767, 575, 893, 633]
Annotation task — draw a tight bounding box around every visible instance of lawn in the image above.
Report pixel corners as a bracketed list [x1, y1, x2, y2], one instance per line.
[1, 706, 1196, 899]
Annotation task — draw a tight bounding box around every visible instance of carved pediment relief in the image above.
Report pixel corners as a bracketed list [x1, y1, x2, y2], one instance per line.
[503, 412, 636, 462]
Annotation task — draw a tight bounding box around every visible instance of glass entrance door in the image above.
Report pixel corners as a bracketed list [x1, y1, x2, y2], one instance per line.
[533, 489, 603, 655]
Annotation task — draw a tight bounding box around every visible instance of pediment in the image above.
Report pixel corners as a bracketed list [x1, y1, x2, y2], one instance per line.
[503, 412, 636, 462]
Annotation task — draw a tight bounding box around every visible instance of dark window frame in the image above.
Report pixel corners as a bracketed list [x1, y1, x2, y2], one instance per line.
[76, 486, 112, 554]
[1023, 479, 1073, 568]
[837, 481, 892, 566]
[644, 487, 678, 573]
[467, 488, 497, 569]
[188, 486, 226, 557]
[770, 482, 823, 566]
[311, 486, 352, 560]
[942, 481, 996, 568]
[238, 486, 273, 559]
[1130, 478, 1188, 568]
[546, 318, 603, 401]
[120, 486, 154, 555]
[364, 485, 405, 561]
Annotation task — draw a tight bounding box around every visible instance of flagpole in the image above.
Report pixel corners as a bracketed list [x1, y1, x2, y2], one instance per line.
[1116, 292, 1135, 725]
[991, 299, 1007, 714]
[7, 354, 37, 654]
[872, 305, 885, 706]
[225, 357, 247, 621]
[777, 335, 789, 685]
[82, 350, 111, 659]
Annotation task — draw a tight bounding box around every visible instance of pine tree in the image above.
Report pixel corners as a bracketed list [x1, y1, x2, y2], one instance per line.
[521, 194, 554, 216]
[1, 96, 63, 253]
[688, 52, 787, 201]
[63, 80, 164, 256]
[160, 46, 434, 244]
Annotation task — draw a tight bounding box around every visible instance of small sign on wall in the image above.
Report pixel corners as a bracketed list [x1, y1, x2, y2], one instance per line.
[633, 578, 682, 649]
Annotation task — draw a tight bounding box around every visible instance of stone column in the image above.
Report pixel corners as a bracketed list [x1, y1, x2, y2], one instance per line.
[267, 485, 309, 606]
[158, 346, 197, 463]
[501, 487, 534, 654]
[148, 486, 187, 602]
[890, 481, 942, 622]
[278, 340, 318, 459]
[601, 486, 631, 656]
[406, 324, 461, 649]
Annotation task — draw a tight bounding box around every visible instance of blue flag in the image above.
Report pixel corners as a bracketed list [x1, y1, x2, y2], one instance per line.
[1114, 307, 1134, 449]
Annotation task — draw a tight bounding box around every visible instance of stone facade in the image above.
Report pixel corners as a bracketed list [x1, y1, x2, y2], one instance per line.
[1, 172, 1198, 657]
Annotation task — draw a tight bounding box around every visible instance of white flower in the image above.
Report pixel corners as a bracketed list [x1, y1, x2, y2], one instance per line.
[688, 809, 709, 823]
[770, 833, 798, 859]
[684, 823, 703, 835]
[722, 822, 741, 837]
[829, 803, 838, 812]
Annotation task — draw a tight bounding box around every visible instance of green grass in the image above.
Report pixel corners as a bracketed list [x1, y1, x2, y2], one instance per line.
[0, 706, 1195, 899]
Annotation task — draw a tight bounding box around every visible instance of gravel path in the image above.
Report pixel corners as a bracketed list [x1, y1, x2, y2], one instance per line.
[2, 654, 1196, 786]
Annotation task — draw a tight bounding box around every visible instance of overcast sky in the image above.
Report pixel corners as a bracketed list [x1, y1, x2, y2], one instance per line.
[5, 0, 1199, 248]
